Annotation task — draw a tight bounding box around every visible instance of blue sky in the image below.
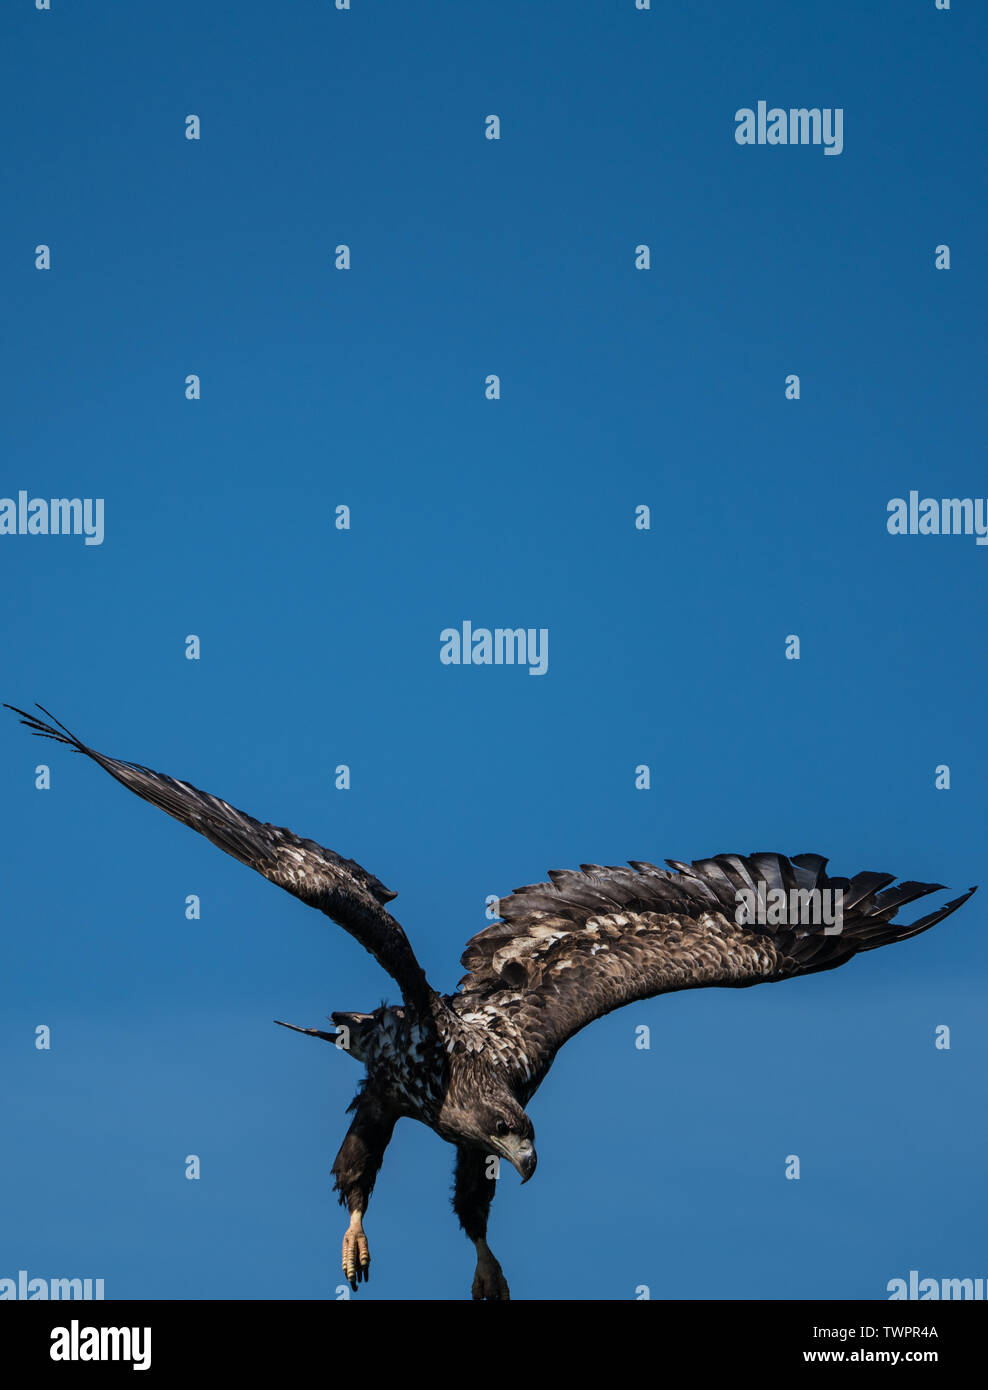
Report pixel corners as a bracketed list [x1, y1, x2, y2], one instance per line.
[1, 0, 985, 1300]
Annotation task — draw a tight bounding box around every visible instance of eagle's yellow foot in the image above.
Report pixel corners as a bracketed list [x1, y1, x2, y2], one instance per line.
[342, 1212, 370, 1290]
[472, 1238, 510, 1301]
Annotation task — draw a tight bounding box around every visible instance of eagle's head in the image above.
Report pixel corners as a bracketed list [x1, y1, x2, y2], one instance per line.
[481, 1097, 537, 1182]
[448, 1092, 538, 1182]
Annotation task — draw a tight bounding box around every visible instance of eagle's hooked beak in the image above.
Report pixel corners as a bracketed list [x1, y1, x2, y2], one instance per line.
[498, 1134, 537, 1183]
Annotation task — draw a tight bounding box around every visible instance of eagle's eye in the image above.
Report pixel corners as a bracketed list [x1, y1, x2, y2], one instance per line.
[494, 1119, 510, 1137]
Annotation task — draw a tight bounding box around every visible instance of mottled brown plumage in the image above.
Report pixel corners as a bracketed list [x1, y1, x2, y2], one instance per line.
[7, 704, 977, 1299]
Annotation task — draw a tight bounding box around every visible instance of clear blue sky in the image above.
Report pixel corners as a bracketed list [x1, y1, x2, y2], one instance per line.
[1, 0, 985, 1300]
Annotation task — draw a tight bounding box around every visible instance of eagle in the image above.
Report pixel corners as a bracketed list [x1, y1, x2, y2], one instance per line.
[6, 703, 977, 1300]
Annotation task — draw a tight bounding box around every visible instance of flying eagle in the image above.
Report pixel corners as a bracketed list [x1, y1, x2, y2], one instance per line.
[6, 704, 977, 1300]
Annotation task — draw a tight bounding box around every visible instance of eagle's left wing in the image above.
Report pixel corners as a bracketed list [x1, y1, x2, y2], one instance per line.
[455, 853, 975, 1093]
[5, 704, 433, 1010]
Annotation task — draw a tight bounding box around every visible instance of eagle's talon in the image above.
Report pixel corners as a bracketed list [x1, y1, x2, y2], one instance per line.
[342, 1218, 370, 1290]
[471, 1245, 510, 1300]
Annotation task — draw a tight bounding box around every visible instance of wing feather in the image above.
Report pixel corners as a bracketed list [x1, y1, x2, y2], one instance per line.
[457, 851, 975, 1091]
[6, 705, 431, 1009]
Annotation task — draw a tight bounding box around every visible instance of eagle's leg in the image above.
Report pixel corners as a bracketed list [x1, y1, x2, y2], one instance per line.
[452, 1144, 510, 1301]
[331, 1095, 396, 1291]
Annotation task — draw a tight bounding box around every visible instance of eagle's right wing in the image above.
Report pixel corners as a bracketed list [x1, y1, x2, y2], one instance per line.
[6, 704, 433, 1011]
[455, 852, 975, 1094]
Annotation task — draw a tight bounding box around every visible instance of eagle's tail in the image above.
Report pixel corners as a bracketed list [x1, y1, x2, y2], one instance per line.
[329, 1011, 379, 1063]
[273, 1020, 340, 1045]
[273, 1014, 376, 1064]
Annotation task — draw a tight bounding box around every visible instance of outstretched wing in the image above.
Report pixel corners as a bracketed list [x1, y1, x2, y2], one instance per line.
[6, 704, 432, 1010]
[455, 852, 975, 1093]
